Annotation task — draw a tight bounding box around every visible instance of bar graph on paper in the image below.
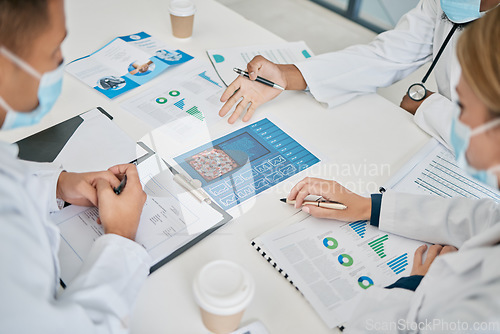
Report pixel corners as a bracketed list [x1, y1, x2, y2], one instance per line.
[387, 253, 408, 274]
[198, 71, 222, 88]
[349, 221, 367, 238]
[368, 234, 388, 259]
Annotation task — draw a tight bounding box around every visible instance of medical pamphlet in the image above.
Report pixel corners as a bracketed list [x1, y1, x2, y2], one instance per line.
[207, 41, 314, 86]
[66, 32, 193, 99]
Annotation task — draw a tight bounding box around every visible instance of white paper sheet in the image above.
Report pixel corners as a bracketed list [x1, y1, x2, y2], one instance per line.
[385, 139, 500, 202]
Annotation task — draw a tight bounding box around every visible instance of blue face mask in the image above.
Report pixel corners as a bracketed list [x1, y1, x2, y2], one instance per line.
[440, 0, 481, 24]
[0, 46, 64, 130]
[450, 110, 500, 189]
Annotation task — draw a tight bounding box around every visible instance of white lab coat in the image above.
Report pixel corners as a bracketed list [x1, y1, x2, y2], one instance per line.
[0, 142, 151, 333]
[295, 0, 460, 147]
[344, 192, 500, 333]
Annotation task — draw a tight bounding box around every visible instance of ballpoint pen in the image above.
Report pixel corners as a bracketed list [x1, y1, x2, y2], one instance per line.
[280, 198, 347, 210]
[114, 174, 127, 195]
[233, 67, 285, 91]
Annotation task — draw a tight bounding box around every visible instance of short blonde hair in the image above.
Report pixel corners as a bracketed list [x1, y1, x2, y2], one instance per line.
[456, 6, 500, 115]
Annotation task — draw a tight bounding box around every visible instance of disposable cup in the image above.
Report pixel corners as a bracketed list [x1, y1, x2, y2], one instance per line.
[193, 260, 255, 334]
[169, 0, 196, 38]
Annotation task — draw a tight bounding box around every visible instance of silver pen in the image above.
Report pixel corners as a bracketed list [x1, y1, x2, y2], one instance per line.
[233, 67, 285, 91]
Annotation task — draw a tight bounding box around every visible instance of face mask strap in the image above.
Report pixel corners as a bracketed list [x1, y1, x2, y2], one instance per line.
[470, 118, 500, 137]
[0, 46, 41, 80]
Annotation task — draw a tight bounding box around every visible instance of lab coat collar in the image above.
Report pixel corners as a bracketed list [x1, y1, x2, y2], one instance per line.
[440, 223, 500, 280]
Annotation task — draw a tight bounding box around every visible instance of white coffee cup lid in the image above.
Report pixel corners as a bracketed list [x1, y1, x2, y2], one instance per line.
[193, 260, 255, 316]
[169, 0, 196, 17]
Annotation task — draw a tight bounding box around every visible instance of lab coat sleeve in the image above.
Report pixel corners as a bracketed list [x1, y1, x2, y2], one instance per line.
[344, 286, 415, 333]
[378, 191, 500, 247]
[0, 211, 150, 334]
[27, 168, 64, 213]
[294, 0, 438, 108]
[413, 93, 456, 149]
[58, 234, 151, 333]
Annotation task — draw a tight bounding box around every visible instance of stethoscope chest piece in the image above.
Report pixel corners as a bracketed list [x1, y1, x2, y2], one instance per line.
[408, 83, 427, 101]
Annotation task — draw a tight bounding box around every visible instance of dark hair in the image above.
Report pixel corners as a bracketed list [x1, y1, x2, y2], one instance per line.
[0, 0, 49, 56]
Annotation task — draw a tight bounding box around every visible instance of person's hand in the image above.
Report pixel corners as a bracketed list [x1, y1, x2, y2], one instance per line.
[400, 90, 434, 115]
[410, 244, 458, 276]
[219, 55, 306, 124]
[56, 171, 121, 207]
[95, 164, 147, 240]
[287, 177, 371, 221]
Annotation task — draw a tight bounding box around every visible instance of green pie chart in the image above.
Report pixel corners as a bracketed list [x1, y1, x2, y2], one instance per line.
[338, 254, 354, 267]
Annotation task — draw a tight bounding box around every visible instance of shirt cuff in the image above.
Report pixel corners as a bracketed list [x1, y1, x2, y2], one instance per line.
[370, 193, 383, 227]
[385, 275, 424, 291]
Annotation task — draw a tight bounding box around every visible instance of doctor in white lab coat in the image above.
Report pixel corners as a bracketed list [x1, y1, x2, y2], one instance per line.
[287, 8, 500, 333]
[217, 0, 499, 130]
[0, 1, 150, 333]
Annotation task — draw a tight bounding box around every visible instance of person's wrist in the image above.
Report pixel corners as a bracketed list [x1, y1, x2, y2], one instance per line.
[280, 64, 306, 90]
[56, 171, 68, 200]
[361, 196, 372, 221]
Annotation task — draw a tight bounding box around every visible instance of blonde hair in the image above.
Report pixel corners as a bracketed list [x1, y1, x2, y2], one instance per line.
[456, 6, 500, 115]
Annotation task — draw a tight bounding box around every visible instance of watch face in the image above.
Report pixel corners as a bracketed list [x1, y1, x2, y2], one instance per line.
[408, 83, 427, 101]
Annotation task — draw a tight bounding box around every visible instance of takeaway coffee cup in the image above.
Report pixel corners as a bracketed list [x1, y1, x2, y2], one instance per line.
[169, 0, 196, 38]
[193, 260, 255, 334]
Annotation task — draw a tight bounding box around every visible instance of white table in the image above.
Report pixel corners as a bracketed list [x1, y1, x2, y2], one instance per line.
[0, 0, 431, 333]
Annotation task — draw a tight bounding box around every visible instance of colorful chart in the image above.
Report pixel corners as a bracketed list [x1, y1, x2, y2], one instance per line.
[387, 253, 408, 275]
[349, 220, 367, 238]
[198, 71, 222, 88]
[155, 97, 167, 104]
[169, 90, 180, 97]
[174, 98, 185, 110]
[358, 276, 374, 289]
[323, 237, 338, 249]
[174, 118, 320, 210]
[186, 106, 204, 121]
[338, 254, 354, 267]
[368, 234, 388, 259]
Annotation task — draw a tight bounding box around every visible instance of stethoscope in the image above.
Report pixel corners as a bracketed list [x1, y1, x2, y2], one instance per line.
[407, 23, 459, 101]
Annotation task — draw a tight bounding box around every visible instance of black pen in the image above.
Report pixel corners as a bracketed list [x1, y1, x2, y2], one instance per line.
[113, 174, 127, 195]
[233, 67, 285, 91]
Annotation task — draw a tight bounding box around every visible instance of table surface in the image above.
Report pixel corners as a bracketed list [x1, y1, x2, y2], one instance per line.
[0, 0, 431, 333]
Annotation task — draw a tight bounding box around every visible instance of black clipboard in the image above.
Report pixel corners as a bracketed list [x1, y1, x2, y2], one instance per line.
[16, 107, 113, 162]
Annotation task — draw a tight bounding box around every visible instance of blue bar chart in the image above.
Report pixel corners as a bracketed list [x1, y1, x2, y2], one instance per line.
[349, 220, 367, 238]
[387, 253, 408, 274]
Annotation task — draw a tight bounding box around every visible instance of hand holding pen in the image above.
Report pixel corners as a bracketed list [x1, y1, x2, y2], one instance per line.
[286, 177, 372, 222]
[95, 164, 147, 240]
[219, 56, 289, 124]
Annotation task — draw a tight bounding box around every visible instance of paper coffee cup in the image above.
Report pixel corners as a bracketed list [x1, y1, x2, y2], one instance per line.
[169, 0, 196, 38]
[193, 260, 255, 334]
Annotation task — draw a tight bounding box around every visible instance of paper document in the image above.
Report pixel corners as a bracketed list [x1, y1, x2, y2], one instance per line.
[120, 60, 224, 134]
[54, 153, 226, 284]
[257, 215, 425, 328]
[385, 139, 500, 202]
[66, 32, 193, 99]
[207, 41, 314, 86]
